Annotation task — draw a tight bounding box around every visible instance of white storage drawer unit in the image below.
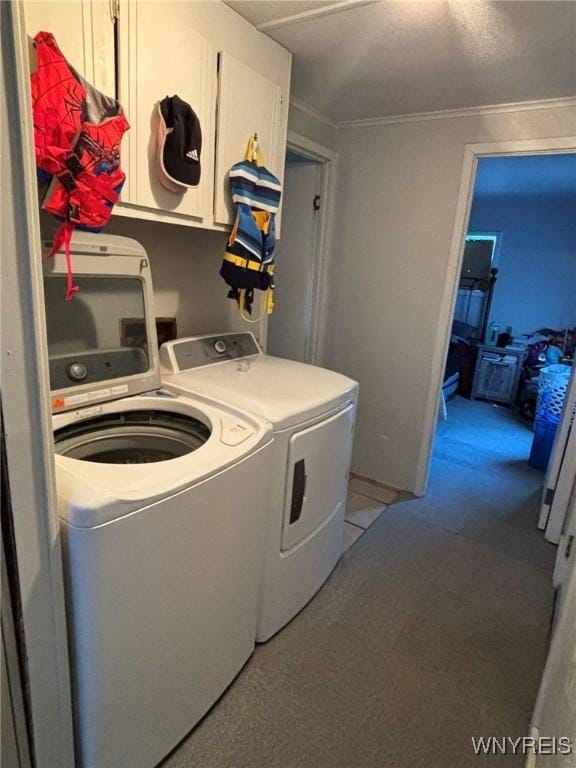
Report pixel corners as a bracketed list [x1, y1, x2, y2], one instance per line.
[471, 345, 525, 405]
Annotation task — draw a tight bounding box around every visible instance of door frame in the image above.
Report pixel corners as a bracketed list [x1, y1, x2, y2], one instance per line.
[539, 366, 576, 541]
[531, 487, 576, 758]
[279, 130, 338, 365]
[2, 5, 76, 767]
[2, 534, 33, 768]
[415, 135, 576, 496]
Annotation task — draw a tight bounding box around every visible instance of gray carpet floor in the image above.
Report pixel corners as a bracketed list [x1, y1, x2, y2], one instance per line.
[163, 396, 557, 768]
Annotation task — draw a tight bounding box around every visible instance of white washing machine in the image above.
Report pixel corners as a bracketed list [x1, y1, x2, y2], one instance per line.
[44, 235, 273, 768]
[160, 333, 358, 642]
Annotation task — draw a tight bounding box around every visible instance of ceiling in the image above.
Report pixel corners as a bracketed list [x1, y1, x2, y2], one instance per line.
[473, 154, 576, 198]
[227, 1, 576, 123]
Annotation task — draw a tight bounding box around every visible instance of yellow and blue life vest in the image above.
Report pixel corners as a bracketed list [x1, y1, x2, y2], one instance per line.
[220, 138, 282, 317]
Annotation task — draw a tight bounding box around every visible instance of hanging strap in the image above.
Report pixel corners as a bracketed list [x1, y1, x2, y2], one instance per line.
[265, 288, 274, 315]
[238, 289, 261, 324]
[48, 221, 79, 301]
[244, 136, 265, 167]
[223, 251, 274, 275]
[238, 288, 274, 323]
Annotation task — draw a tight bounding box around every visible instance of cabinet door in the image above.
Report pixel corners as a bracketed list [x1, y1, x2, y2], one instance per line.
[23, 1, 115, 95]
[214, 52, 284, 226]
[118, 0, 216, 222]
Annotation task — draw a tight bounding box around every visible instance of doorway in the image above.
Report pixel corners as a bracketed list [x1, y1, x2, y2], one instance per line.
[417, 138, 576, 496]
[434, 152, 575, 520]
[267, 150, 322, 362]
[266, 133, 337, 364]
[392, 147, 576, 743]
[404, 146, 576, 630]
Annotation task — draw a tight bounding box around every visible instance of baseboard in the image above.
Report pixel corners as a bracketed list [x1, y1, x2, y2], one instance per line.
[349, 472, 403, 494]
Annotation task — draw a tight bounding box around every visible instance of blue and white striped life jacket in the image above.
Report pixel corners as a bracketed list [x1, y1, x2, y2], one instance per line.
[220, 139, 282, 317]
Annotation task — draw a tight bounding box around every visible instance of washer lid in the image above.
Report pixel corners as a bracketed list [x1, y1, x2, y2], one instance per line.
[43, 232, 161, 413]
[164, 354, 358, 431]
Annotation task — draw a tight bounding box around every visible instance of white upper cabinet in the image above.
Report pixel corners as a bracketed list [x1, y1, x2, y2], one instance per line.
[214, 53, 284, 227]
[23, 0, 115, 96]
[23, 0, 291, 233]
[117, 0, 217, 224]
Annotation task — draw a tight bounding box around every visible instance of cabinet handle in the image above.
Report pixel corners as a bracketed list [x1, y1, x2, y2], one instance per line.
[289, 459, 306, 524]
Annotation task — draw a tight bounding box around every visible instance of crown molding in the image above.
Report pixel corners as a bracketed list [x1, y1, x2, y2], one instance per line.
[337, 96, 576, 129]
[289, 96, 337, 129]
[257, 0, 378, 31]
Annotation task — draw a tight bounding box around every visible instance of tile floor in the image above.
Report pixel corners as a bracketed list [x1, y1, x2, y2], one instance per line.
[343, 480, 399, 552]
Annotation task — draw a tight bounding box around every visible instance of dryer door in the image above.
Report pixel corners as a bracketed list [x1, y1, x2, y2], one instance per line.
[281, 404, 355, 552]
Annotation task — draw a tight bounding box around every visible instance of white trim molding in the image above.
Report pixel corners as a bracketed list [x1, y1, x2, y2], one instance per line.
[256, 0, 378, 31]
[414, 135, 576, 497]
[289, 95, 337, 129]
[287, 130, 338, 162]
[289, 96, 575, 133]
[338, 97, 576, 129]
[1, 4, 76, 766]
[284, 130, 339, 366]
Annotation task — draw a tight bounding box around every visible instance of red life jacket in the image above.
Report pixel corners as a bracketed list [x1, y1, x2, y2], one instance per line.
[31, 32, 129, 300]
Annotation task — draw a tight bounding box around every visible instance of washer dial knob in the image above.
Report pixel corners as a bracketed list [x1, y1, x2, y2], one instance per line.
[213, 339, 227, 355]
[67, 362, 88, 381]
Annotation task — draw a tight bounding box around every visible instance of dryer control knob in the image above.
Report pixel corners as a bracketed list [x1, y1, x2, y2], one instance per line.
[67, 362, 88, 381]
[213, 339, 227, 355]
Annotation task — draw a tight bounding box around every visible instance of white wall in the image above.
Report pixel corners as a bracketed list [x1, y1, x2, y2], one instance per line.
[288, 101, 337, 149]
[325, 104, 576, 492]
[40, 214, 258, 341]
[106, 218, 238, 337]
[469, 194, 576, 337]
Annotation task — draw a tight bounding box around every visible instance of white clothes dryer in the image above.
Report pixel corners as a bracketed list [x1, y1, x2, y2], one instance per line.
[44, 235, 273, 768]
[160, 333, 358, 642]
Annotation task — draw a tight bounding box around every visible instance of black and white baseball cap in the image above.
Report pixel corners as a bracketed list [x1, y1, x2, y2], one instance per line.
[156, 95, 202, 191]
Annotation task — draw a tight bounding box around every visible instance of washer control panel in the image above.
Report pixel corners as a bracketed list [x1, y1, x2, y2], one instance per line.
[163, 333, 261, 372]
[50, 348, 149, 391]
